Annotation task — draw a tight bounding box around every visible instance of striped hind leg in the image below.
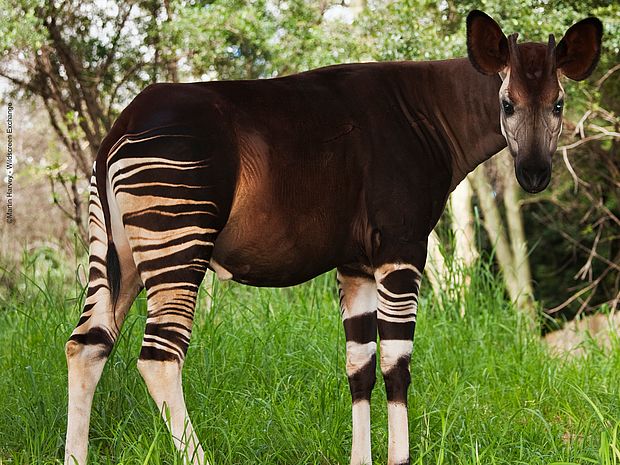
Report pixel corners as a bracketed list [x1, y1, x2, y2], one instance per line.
[110, 135, 225, 464]
[131, 228, 213, 465]
[65, 168, 142, 465]
[136, 280, 208, 465]
[338, 265, 378, 465]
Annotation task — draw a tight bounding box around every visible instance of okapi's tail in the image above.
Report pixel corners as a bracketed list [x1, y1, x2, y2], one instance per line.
[94, 139, 121, 310]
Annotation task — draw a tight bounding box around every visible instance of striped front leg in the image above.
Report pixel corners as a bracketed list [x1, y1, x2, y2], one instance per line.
[375, 263, 421, 465]
[337, 266, 377, 465]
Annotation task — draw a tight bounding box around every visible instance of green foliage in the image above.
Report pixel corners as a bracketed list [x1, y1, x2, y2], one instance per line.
[0, 0, 46, 52]
[164, 0, 366, 79]
[364, 0, 619, 61]
[362, 0, 619, 129]
[3, 251, 620, 463]
[0, 0, 616, 123]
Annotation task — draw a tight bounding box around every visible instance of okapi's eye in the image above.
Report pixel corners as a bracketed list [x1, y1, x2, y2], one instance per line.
[502, 100, 514, 116]
[553, 99, 564, 116]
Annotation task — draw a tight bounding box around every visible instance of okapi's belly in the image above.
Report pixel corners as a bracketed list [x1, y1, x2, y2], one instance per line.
[211, 213, 345, 288]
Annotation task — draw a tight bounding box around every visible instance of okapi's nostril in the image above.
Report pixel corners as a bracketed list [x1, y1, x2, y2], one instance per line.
[523, 167, 537, 184]
[518, 164, 551, 193]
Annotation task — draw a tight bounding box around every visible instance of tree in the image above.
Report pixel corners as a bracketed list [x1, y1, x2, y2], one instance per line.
[470, 152, 535, 319]
[0, 0, 183, 237]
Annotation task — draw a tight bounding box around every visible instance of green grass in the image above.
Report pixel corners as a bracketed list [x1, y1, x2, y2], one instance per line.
[2, 256, 620, 464]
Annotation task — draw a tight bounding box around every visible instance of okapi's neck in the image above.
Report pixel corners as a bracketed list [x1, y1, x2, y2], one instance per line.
[399, 58, 507, 190]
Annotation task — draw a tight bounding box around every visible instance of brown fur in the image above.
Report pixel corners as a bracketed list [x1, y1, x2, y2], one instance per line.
[508, 43, 560, 104]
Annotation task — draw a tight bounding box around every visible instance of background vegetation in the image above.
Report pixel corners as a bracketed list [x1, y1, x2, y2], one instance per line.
[0, 0, 618, 462]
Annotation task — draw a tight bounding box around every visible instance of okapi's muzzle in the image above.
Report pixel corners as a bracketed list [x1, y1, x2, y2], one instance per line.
[515, 157, 551, 193]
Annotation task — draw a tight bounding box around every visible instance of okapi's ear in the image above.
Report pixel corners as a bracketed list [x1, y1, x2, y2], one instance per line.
[556, 17, 603, 81]
[466, 10, 508, 75]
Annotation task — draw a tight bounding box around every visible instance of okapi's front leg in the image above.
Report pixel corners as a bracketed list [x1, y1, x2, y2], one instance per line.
[337, 265, 378, 465]
[374, 254, 424, 465]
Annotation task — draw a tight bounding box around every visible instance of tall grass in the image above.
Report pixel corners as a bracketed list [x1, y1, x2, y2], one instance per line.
[1, 253, 620, 464]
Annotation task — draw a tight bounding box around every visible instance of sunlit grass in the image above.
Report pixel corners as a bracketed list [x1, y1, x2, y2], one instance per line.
[1, 255, 620, 464]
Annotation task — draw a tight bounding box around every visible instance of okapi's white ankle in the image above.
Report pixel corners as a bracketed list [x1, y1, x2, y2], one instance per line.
[351, 399, 372, 465]
[65, 339, 111, 465]
[387, 402, 409, 465]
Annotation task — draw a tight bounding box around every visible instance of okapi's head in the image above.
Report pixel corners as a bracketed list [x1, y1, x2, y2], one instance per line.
[466, 10, 602, 193]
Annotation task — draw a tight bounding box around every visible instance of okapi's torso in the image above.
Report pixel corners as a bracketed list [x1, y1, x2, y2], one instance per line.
[103, 58, 506, 288]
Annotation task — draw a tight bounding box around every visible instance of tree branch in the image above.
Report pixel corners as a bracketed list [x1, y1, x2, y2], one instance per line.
[97, 3, 134, 83]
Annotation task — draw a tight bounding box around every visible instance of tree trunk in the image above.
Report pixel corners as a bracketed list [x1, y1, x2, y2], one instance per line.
[500, 151, 535, 310]
[470, 165, 514, 286]
[470, 162, 536, 325]
[200, 271, 215, 313]
[449, 175, 478, 316]
[450, 175, 478, 266]
[425, 229, 447, 308]
[163, 0, 180, 83]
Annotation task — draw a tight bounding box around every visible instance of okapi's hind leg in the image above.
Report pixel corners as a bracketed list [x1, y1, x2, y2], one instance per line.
[337, 265, 378, 465]
[65, 168, 142, 465]
[132, 231, 212, 465]
[136, 278, 208, 465]
[110, 133, 227, 464]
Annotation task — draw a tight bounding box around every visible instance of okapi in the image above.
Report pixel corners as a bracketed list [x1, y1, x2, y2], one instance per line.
[65, 10, 603, 465]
